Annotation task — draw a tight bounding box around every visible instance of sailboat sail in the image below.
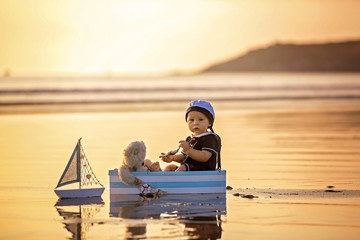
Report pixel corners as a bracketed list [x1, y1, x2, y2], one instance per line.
[79, 145, 103, 188]
[55, 138, 103, 189]
[56, 143, 81, 188]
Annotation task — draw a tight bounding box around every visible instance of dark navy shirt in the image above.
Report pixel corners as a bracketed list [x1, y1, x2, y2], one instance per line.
[182, 132, 221, 171]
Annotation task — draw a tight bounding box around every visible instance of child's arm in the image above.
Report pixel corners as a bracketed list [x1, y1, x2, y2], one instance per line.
[179, 140, 212, 163]
[161, 153, 183, 163]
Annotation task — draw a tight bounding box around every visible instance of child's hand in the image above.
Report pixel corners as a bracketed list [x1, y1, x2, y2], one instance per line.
[179, 140, 190, 152]
[161, 154, 174, 163]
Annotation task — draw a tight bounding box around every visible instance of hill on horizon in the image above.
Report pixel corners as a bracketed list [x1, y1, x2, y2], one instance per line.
[205, 40, 360, 72]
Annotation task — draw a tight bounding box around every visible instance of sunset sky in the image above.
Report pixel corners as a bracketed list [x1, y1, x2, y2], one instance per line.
[1, 0, 360, 76]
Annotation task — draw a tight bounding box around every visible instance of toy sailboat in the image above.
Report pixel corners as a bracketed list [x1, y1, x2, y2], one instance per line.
[54, 138, 105, 199]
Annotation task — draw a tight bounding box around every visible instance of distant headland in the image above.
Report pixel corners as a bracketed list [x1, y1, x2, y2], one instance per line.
[205, 40, 360, 72]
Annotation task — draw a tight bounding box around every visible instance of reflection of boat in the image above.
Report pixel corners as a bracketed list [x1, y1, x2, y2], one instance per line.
[55, 138, 105, 198]
[109, 170, 226, 194]
[110, 193, 226, 239]
[110, 193, 226, 218]
[55, 197, 104, 240]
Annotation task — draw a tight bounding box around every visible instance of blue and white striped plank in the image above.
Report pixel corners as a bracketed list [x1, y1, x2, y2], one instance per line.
[109, 173, 224, 183]
[108, 169, 226, 194]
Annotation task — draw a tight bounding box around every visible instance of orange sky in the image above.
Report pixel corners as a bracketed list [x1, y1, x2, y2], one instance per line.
[1, 0, 360, 76]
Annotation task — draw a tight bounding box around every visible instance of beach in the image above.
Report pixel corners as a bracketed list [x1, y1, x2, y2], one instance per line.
[0, 72, 359, 239]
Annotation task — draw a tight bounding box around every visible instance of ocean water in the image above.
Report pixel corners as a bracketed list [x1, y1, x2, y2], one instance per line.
[0, 72, 360, 239]
[1, 72, 360, 113]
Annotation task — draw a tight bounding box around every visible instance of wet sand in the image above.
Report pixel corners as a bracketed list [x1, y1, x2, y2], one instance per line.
[0, 103, 359, 239]
[231, 188, 360, 200]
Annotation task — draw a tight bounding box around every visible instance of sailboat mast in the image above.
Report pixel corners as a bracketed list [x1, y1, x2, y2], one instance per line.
[78, 138, 82, 189]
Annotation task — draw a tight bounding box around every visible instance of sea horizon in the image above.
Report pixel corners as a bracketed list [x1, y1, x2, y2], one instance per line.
[1, 72, 360, 115]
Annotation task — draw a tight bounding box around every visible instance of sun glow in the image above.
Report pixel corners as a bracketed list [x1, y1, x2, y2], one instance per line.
[1, 0, 360, 76]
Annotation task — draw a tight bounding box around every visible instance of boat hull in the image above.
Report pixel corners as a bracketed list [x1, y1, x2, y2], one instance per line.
[109, 169, 226, 194]
[54, 187, 105, 199]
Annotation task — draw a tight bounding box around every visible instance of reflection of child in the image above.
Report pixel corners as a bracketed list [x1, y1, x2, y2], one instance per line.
[161, 100, 221, 171]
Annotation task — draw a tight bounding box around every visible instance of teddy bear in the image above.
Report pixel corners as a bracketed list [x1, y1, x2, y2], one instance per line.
[118, 140, 147, 185]
[118, 141, 164, 196]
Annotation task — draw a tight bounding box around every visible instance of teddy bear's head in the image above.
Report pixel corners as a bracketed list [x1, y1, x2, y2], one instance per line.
[123, 141, 147, 171]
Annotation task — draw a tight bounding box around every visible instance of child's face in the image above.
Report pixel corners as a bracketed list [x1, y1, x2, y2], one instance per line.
[186, 111, 211, 136]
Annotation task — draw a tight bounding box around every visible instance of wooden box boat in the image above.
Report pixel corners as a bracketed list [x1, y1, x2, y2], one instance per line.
[108, 169, 226, 195]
